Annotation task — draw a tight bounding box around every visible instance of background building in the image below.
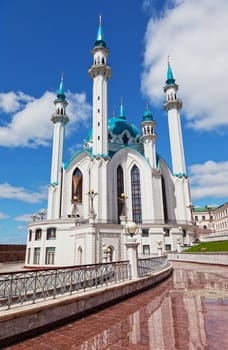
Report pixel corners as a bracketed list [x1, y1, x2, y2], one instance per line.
[25, 18, 193, 267]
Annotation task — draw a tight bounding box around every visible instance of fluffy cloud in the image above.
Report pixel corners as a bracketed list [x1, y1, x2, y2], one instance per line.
[0, 183, 47, 203]
[0, 212, 9, 219]
[14, 214, 34, 222]
[141, 0, 228, 131]
[0, 90, 91, 147]
[0, 91, 34, 113]
[189, 160, 228, 200]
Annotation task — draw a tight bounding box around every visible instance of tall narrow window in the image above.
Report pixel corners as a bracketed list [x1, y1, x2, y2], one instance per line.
[27, 248, 31, 264]
[117, 165, 124, 222]
[33, 248, 41, 264]
[35, 229, 42, 240]
[45, 247, 55, 265]
[162, 176, 168, 223]
[72, 168, 83, 202]
[131, 165, 142, 223]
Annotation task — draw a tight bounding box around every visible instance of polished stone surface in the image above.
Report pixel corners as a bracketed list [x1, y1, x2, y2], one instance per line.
[5, 262, 228, 349]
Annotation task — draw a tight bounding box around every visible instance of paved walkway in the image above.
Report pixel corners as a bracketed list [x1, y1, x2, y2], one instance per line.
[3, 262, 228, 350]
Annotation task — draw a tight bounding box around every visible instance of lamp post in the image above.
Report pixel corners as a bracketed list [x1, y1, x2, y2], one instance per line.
[102, 244, 111, 263]
[87, 189, 98, 214]
[71, 195, 80, 225]
[38, 209, 46, 220]
[87, 189, 98, 222]
[206, 205, 212, 222]
[31, 214, 39, 222]
[124, 221, 139, 279]
[157, 240, 163, 256]
[125, 221, 138, 238]
[206, 205, 213, 232]
[187, 203, 195, 223]
[176, 236, 181, 253]
[119, 193, 128, 216]
[119, 193, 128, 225]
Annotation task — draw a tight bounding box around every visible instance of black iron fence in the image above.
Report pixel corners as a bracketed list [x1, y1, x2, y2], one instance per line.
[0, 257, 169, 311]
[0, 261, 130, 310]
[138, 255, 169, 277]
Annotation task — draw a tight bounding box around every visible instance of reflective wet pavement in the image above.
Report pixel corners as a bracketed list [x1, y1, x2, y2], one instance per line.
[5, 262, 228, 349]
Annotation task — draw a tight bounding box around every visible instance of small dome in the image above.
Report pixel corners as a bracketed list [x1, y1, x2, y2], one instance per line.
[143, 109, 153, 121]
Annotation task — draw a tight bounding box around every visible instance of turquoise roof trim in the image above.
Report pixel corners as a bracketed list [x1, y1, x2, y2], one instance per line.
[174, 172, 187, 178]
[166, 63, 175, 85]
[63, 150, 87, 170]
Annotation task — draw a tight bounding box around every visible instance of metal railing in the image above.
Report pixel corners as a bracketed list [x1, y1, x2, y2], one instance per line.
[0, 261, 130, 310]
[138, 255, 169, 277]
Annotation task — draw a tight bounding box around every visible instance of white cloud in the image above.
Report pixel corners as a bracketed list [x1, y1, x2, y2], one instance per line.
[0, 91, 34, 114]
[0, 90, 91, 147]
[189, 160, 228, 200]
[141, 0, 228, 132]
[15, 214, 33, 222]
[0, 183, 47, 203]
[0, 212, 9, 219]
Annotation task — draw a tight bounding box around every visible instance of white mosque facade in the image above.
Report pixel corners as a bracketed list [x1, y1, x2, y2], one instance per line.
[25, 18, 193, 267]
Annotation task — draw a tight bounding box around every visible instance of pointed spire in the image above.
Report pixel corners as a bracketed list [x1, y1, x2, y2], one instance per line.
[94, 15, 107, 48]
[57, 73, 66, 100]
[166, 56, 175, 85]
[119, 97, 126, 120]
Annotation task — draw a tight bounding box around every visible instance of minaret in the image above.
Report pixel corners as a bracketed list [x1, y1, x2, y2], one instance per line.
[47, 75, 69, 219]
[141, 105, 157, 168]
[88, 16, 112, 156]
[163, 59, 186, 176]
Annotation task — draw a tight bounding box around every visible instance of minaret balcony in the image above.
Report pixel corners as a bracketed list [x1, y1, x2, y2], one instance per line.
[51, 113, 69, 125]
[88, 64, 112, 79]
[163, 99, 182, 111]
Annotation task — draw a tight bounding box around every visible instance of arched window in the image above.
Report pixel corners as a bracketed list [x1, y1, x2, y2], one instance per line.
[47, 227, 56, 240]
[162, 176, 168, 223]
[72, 168, 83, 202]
[35, 229, 42, 240]
[28, 230, 32, 241]
[131, 165, 142, 223]
[77, 246, 83, 265]
[117, 165, 124, 222]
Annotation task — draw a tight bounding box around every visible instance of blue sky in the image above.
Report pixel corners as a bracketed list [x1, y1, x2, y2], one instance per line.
[0, 0, 227, 244]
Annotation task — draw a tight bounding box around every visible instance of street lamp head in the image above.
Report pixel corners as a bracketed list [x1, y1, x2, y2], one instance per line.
[125, 221, 137, 237]
[72, 195, 78, 203]
[176, 236, 181, 243]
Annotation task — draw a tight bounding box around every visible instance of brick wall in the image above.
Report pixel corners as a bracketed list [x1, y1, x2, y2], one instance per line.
[0, 244, 26, 263]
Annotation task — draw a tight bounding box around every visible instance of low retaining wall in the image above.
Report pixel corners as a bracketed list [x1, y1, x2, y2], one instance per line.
[168, 252, 228, 265]
[0, 264, 172, 347]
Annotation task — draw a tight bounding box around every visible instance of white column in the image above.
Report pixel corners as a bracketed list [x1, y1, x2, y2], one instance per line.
[125, 240, 139, 279]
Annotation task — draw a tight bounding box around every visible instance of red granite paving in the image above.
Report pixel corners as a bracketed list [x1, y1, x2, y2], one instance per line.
[4, 262, 228, 350]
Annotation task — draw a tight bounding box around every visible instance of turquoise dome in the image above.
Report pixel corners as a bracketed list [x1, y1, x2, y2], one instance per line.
[85, 117, 140, 143]
[108, 117, 140, 138]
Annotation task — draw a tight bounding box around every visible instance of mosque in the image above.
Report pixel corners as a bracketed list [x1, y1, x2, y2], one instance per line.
[25, 18, 193, 267]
